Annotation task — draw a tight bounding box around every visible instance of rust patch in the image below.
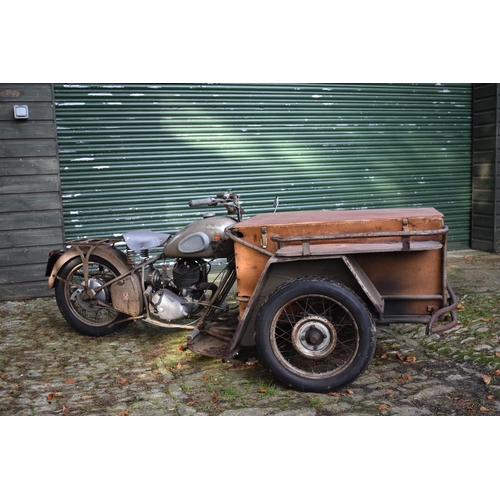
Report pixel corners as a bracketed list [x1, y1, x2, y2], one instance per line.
[0, 89, 21, 98]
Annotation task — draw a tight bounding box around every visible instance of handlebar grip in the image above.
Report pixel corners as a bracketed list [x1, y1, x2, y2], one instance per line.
[189, 197, 218, 207]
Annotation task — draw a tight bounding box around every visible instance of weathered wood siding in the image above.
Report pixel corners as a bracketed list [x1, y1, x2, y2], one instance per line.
[472, 84, 500, 252]
[0, 84, 64, 300]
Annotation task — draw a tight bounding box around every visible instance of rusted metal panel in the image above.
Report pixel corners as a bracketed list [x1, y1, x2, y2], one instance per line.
[234, 208, 447, 314]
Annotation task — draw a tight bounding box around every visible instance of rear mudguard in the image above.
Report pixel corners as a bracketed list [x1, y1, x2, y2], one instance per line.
[46, 243, 143, 317]
[224, 254, 382, 361]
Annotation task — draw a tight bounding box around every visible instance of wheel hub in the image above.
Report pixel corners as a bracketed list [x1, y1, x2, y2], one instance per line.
[291, 315, 337, 359]
[71, 279, 107, 311]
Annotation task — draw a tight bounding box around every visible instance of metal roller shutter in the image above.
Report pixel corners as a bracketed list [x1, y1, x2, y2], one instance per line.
[54, 83, 471, 248]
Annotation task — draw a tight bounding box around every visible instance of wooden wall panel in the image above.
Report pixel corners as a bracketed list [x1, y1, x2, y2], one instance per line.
[0, 84, 64, 300]
[471, 83, 499, 252]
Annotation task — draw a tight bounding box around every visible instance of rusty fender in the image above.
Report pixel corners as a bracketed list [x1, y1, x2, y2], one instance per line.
[47, 243, 143, 317]
[224, 254, 382, 361]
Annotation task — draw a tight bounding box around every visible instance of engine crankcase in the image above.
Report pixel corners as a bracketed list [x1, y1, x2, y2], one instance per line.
[150, 289, 193, 321]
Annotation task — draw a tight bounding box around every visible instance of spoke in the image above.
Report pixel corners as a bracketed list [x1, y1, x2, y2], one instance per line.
[270, 293, 360, 378]
[65, 261, 120, 326]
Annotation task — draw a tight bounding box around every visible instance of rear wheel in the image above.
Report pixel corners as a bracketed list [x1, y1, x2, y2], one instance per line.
[55, 256, 129, 337]
[256, 277, 376, 392]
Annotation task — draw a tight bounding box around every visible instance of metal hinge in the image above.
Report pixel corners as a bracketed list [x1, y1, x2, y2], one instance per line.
[261, 226, 268, 248]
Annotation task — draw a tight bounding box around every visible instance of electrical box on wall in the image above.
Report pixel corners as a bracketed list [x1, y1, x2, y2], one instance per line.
[13, 104, 29, 119]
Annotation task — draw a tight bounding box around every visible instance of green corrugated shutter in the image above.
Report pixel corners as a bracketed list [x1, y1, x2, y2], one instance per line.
[54, 83, 471, 248]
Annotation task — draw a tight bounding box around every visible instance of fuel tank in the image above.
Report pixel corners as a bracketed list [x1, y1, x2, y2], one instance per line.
[163, 214, 236, 259]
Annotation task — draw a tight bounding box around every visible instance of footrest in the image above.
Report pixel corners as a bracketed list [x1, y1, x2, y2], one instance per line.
[187, 334, 230, 359]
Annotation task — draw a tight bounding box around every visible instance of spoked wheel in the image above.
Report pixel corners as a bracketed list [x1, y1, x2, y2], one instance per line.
[256, 277, 376, 393]
[55, 256, 129, 337]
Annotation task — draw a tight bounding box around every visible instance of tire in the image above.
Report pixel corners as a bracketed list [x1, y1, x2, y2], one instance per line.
[55, 256, 129, 337]
[255, 277, 376, 393]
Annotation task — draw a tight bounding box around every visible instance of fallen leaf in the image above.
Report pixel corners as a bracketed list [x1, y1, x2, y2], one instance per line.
[116, 411, 128, 416]
[495, 352, 500, 358]
[328, 392, 343, 397]
[487, 395, 495, 400]
[467, 405, 474, 411]
[396, 353, 404, 361]
[386, 389, 394, 395]
[210, 396, 218, 403]
[177, 345, 186, 351]
[62, 405, 70, 413]
[378, 404, 388, 411]
[0, 374, 8, 379]
[65, 379, 77, 384]
[456, 304, 464, 310]
[480, 406, 489, 412]
[118, 378, 128, 385]
[482, 374, 492, 385]
[346, 389, 354, 395]
[187, 401, 195, 406]
[258, 387, 268, 393]
[494, 370, 500, 376]
[406, 356, 417, 363]
[481, 317, 492, 322]
[177, 363, 182, 369]
[47, 393, 61, 401]
[402, 374, 413, 380]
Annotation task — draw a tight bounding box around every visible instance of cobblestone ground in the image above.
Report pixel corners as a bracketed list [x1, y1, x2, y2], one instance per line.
[1, 250, 500, 416]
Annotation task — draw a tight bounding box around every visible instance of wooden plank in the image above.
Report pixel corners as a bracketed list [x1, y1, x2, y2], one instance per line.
[473, 136, 496, 151]
[0, 227, 64, 249]
[0, 174, 60, 194]
[0, 210, 62, 231]
[472, 177, 495, 190]
[0, 157, 59, 176]
[472, 201, 494, 215]
[473, 160, 495, 176]
[0, 281, 53, 301]
[472, 123, 496, 137]
[0, 139, 57, 157]
[0, 193, 62, 212]
[472, 214, 494, 229]
[0, 84, 52, 101]
[0, 244, 57, 267]
[473, 84, 497, 100]
[0, 122, 57, 140]
[473, 97, 497, 113]
[0, 102, 55, 121]
[472, 189, 494, 203]
[471, 227, 495, 242]
[0, 263, 49, 284]
[470, 239, 494, 252]
[473, 110, 496, 126]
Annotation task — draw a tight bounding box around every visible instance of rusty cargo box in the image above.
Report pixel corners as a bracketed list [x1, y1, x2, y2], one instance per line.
[232, 207, 448, 321]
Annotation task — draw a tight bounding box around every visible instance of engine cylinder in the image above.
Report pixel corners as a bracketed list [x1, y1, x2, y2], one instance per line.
[173, 259, 206, 289]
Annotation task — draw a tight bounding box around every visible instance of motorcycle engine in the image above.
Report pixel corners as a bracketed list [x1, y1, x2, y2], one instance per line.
[149, 259, 212, 321]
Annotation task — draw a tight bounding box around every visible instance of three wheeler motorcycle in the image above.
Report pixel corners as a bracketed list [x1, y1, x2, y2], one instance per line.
[46, 191, 457, 392]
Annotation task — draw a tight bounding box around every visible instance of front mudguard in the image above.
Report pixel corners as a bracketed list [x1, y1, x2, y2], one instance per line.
[46, 243, 143, 317]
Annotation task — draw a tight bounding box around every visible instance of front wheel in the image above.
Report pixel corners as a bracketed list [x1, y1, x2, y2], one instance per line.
[55, 256, 129, 337]
[255, 277, 376, 393]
